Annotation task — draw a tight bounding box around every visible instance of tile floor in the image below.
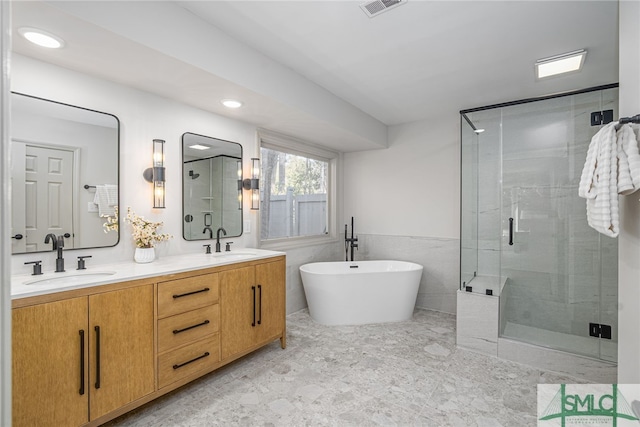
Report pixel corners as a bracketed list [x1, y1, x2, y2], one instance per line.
[107, 309, 584, 427]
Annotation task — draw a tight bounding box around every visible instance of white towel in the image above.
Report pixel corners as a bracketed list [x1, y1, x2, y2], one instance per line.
[623, 124, 640, 191]
[94, 184, 118, 217]
[617, 124, 639, 195]
[579, 122, 619, 237]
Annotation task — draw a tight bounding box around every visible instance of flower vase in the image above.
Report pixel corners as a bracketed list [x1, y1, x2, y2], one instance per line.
[134, 247, 155, 263]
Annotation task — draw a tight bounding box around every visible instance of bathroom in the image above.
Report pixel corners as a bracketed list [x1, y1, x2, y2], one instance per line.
[1, 1, 640, 426]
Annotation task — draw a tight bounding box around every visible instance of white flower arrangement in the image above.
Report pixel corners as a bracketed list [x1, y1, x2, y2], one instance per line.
[124, 207, 172, 248]
[104, 206, 172, 248]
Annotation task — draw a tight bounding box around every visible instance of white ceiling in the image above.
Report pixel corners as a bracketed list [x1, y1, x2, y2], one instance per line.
[181, 1, 619, 125]
[11, 1, 619, 151]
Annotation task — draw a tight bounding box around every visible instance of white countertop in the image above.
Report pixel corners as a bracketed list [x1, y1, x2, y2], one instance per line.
[12, 248, 285, 300]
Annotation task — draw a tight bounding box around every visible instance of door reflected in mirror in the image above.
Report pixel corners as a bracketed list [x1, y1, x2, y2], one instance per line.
[10, 92, 120, 254]
[182, 132, 243, 241]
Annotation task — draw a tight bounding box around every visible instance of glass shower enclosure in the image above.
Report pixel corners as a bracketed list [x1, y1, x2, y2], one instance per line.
[460, 85, 618, 362]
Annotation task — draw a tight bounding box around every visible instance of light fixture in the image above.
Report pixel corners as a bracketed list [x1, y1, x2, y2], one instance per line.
[221, 99, 243, 109]
[18, 27, 64, 49]
[242, 158, 260, 210]
[237, 160, 243, 210]
[143, 139, 166, 208]
[474, 128, 485, 134]
[188, 144, 209, 150]
[535, 49, 586, 79]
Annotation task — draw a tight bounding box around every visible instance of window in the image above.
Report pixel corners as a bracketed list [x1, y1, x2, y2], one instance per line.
[259, 131, 337, 246]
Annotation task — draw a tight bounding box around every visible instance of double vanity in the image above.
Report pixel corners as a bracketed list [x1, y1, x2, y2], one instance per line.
[11, 250, 286, 427]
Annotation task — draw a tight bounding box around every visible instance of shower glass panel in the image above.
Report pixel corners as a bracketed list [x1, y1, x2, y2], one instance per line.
[460, 85, 618, 362]
[460, 117, 478, 289]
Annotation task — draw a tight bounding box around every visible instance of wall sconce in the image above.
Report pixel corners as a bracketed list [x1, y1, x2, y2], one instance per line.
[143, 139, 166, 208]
[237, 160, 243, 210]
[242, 158, 260, 210]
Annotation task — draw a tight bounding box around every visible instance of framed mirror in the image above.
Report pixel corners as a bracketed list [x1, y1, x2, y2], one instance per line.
[10, 92, 120, 254]
[182, 132, 243, 240]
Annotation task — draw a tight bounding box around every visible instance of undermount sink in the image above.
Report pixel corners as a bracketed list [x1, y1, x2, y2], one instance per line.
[211, 251, 257, 260]
[25, 271, 117, 286]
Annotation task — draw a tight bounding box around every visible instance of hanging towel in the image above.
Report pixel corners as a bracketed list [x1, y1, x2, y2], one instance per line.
[619, 124, 640, 193]
[578, 122, 640, 237]
[578, 122, 619, 237]
[94, 184, 118, 217]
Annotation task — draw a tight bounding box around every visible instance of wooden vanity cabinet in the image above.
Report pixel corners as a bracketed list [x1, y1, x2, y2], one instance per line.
[220, 258, 286, 361]
[12, 284, 154, 427]
[12, 255, 286, 427]
[12, 296, 89, 427]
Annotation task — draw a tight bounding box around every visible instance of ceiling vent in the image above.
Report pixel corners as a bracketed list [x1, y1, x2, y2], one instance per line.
[360, 0, 406, 18]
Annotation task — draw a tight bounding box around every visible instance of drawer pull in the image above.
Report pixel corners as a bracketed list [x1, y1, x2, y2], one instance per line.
[173, 352, 210, 370]
[79, 330, 85, 396]
[257, 284, 262, 325]
[94, 325, 101, 389]
[172, 287, 210, 299]
[173, 320, 210, 335]
[251, 286, 256, 327]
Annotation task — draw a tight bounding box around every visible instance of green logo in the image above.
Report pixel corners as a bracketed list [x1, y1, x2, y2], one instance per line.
[539, 384, 639, 426]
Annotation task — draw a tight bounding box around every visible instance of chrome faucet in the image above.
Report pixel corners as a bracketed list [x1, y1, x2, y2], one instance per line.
[203, 226, 213, 239]
[44, 233, 66, 272]
[215, 227, 227, 253]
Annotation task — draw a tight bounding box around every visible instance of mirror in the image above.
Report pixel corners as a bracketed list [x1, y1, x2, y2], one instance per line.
[10, 92, 120, 254]
[182, 132, 243, 241]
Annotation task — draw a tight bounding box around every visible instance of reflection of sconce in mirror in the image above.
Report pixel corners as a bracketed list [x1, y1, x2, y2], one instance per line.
[237, 160, 243, 210]
[242, 158, 260, 210]
[143, 139, 166, 208]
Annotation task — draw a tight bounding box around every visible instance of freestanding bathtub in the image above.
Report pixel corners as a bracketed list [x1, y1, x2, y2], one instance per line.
[299, 260, 423, 326]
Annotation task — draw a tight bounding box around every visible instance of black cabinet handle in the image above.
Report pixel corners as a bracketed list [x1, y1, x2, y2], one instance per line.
[508, 218, 514, 246]
[257, 285, 262, 325]
[173, 287, 210, 299]
[79, 330, 85, 396]
[94, 326, 101, 389]
[251, 286, 256, 327]
[173, 352, 210, 370]
[173, 320, 210, 334]
[63, 232, 71, 238]
[12, 233, 23, 240]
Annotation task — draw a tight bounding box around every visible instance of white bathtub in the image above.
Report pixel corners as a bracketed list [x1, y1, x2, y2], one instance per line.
[299, 260, 423, 326]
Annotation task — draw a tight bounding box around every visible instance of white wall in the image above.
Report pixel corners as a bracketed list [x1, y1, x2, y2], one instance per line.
[344, 115, 460, 238]
[10, 54, 260, 273]
[617, 0, 640, 384]
[0, 1, 11, 423]
[343, 114, 461, 313]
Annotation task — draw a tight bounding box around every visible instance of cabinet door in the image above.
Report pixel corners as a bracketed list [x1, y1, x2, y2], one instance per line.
[13, 297, 89, 427]
[89, 285, 155, 420]
[255, 260, 286, 343]
[220, 266, 256, 360]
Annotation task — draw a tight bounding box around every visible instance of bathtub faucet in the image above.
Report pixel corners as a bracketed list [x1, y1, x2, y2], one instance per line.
[345, 216, 358, 262]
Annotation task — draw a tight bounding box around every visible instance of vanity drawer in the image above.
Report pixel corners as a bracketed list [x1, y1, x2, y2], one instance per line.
[158, 273, 219, 318]
[158, 335, 220, 389]
[158, 304, 220, 354]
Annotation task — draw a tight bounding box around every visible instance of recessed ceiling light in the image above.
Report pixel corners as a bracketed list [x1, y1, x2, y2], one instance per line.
[221, 99, 243, 109]
[189, 144, 210, 150]
[18, 27, 65, 49]
[535, 49, 586, 79]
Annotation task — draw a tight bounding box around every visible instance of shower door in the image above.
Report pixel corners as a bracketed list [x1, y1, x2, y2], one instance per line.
[499, 89, 618, 361]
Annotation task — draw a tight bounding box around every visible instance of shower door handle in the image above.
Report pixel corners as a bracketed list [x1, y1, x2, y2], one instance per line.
[508, 218, 514, 246]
